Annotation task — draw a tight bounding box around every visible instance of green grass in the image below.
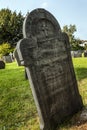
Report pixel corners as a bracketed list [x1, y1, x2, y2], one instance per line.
[72, 58, 87, 105]
[73, 57, 87, 81]
[0, 58, 87, 130]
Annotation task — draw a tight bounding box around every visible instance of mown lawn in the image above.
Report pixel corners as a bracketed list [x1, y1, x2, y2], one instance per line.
[73, 58, 87, 105]
[0, 58, 87, 130]
[0, 62, 39, 130]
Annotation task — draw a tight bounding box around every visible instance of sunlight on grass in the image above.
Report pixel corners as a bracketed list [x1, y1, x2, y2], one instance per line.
[1, 58, 87, 130]
[0, 62, 39, 130]
[59, 57, 87, 130]
[73, 58, 87, 105]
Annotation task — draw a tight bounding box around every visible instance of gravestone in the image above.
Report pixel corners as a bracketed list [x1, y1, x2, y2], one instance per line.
[3, 55, 12, 63]
[16, 9, 83, 130]
[0, 59, 5, 69]
[71, 51, 82, 58]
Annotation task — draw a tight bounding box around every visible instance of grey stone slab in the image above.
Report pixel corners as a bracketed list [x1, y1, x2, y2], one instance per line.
[3, 55, 12, 63]
[71, 51, 82, 58]
[16, 8, 83, 130]
[0, 59, 5, 69]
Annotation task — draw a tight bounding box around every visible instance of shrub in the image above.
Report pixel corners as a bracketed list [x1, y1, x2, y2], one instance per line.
[0, 43, 13, 58]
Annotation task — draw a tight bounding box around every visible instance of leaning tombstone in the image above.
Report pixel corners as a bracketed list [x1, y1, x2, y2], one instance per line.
[16, 9, 83, 130]
[74, 50, 82, 57]
[0, 59, 5, 69]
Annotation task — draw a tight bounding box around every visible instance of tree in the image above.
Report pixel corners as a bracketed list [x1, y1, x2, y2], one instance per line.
[72, 38, 84, 50]
[62, 24, 76, 44]
[62, 24, 84, 50]
[0, 8, 24, 47]
[0, 43, 13, 58]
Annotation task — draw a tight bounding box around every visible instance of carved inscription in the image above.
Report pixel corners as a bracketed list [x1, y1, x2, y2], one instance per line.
[35, 38, 67, 66]
[36, 19, 55, 39]
[40, 55, 77, 116]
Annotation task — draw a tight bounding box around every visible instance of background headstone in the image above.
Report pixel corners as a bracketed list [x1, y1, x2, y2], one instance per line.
[0, 59, 5, 69]
[3, 55, 12, 63]
[16, 9, 83, 130]
[84, 51, 87, 57]
[9, 52, 14, 61]
[71, 50, 82, 58]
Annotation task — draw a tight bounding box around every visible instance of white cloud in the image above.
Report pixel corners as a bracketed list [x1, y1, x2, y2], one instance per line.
[41, 2, 48, 8]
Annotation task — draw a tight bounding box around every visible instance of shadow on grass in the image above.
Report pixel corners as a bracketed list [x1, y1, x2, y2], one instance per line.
[74, 68, 87, 81]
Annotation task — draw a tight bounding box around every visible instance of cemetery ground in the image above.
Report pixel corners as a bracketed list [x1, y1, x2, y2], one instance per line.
[1, 58, 87, 130]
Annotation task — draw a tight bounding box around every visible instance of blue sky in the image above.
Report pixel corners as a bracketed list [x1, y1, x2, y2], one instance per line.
[0, 0, 87, 40]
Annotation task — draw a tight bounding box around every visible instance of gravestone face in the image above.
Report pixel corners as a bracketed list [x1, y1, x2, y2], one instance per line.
[75, 51, 82, 57]
[71, 51, 82, 58]
[3, 55, 12, 63]
[16, 9, 83, 130]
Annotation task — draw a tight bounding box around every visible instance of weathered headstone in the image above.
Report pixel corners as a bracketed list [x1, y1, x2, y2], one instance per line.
[0, 59, 5, 69]
[16, 9, 83, 130]
[71, 50, 82, 58]
[3, 55, 12, 63]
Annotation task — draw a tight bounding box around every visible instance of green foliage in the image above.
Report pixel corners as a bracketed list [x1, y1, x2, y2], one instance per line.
[63, 24, 76, 44]
[0, 8, 24, 47]
[0, 43, 13, 57]
[71, 39, 84, 51]
[62, 25, 84, 50]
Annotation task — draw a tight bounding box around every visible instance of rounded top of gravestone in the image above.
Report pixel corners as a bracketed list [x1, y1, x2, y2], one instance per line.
[23, 8, 61, 40]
